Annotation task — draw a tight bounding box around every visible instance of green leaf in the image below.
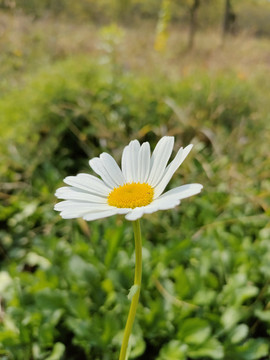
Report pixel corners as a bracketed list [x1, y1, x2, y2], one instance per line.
[235, 338, 269, 360]
[45, 342, 65, 360]
[221, 307, 242, 331]
[0, 271, 13, 293]
[157, 340, 188, 360]
[129, 335, 145, 359]
[35, 288, 66, 310]
[68, 254, 99, 283]
[178, 318, 211, 345]
[229, 324, 249, 344]
[127, 285, 140, 301]
[188, 338, 224, 359]
[255, 308, 270, 322]
[25, 252, 51, 270]
[236, 286, 259, 305]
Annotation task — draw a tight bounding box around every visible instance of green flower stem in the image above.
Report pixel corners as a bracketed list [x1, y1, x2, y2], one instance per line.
[119, 219, 142, 360]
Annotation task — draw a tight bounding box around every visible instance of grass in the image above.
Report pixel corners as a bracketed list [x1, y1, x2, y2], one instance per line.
[1, 12, 270, 85]
[1, 10, 270, 360]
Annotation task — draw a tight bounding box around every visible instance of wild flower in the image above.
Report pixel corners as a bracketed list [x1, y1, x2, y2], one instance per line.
[55, 136, 202, 360]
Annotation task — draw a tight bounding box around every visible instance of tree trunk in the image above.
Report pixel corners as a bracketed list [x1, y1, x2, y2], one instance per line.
[188, 0, 200, 50]
[222, 0, 236, 39]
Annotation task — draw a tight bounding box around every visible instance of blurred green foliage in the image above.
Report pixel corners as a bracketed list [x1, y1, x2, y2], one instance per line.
[1, 18, 270, 360]
[1, 53, 270, 359]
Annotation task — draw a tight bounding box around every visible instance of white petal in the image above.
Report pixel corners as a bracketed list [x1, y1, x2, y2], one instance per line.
[122, 140, 140, 183]
[83, 209, 118, 221]
[159, 184, 203, 202]
[56, 202, 110, 219]
[154, 144, 193, 199]
[99, 153, 125, 186]
[55, 187, 107, 203]
[64, 174, 111, 197]
[147, 137, 174, 187]
[112, 208, 132, 216]
[89, 155, 118, 189]
[130, 140, 141, 183]
[121, 144, 131, 182]
[125, 204, 157, 221]
[124, 199, 179, 221]
[54, 200, 109, 212]
[59, 211, 88, 219]
[149, 197, 181, 211]
[125, 208, 144, 221]
[138, 142, 151, 183]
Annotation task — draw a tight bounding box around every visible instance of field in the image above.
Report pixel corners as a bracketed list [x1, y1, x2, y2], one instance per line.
[1, 9, 270, 360]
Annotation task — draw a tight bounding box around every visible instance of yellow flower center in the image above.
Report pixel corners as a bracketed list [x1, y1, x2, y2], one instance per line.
[108, 182, 154, 209]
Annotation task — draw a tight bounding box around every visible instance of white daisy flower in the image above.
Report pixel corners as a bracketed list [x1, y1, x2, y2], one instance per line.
[54, 136, 203, 221]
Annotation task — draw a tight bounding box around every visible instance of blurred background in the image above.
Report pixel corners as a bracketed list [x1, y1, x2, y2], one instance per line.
[1, 0, 270, 359]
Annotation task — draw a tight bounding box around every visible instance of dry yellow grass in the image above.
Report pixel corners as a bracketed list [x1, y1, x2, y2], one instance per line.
[1, 11, 270, 89]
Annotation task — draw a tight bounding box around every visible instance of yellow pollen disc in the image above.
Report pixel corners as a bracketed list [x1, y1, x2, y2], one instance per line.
[108, 182, 154, 209]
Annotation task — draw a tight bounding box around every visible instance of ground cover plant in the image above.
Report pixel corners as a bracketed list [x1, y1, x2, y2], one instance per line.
[1, 8, 270, 360]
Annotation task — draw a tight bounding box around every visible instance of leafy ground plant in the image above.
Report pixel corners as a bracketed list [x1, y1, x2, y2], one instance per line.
[1, 55, 270, 359]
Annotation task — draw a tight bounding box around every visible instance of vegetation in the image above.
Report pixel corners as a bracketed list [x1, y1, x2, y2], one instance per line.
[1, 3, 270, 360]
